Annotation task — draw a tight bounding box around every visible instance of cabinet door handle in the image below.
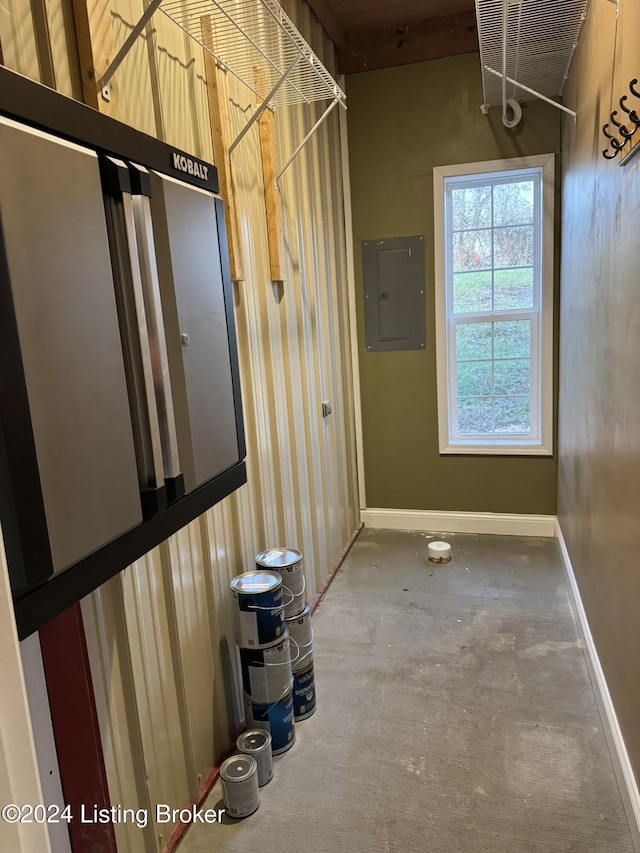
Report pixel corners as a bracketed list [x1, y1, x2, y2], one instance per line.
[131, 191, 182, 484]
[119, 191, 167, 492]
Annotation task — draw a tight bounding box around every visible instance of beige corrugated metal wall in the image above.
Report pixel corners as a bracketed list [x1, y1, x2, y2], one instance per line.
[0, 1, 359, 851]
[0, 530, 53, 853]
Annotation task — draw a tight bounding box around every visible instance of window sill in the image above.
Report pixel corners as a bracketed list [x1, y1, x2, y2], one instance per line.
[439, 441, 553, 457]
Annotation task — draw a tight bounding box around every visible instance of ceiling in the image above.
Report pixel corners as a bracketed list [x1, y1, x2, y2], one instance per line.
[305, 0, 479, 74]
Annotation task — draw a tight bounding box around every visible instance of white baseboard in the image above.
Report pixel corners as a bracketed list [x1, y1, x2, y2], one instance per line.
[360, 508, 556, 537]
[556, 520, 640, 852]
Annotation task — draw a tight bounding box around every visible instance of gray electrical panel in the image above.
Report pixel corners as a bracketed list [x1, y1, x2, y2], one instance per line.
[362, 236, 426, 352]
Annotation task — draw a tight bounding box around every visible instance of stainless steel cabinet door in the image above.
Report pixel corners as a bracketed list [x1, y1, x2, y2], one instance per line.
[149, 172, 240, 492]
[0, 117, 142, 574]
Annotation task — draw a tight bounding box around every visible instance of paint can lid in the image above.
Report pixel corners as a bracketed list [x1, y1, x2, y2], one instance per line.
[220, 754, 257, 782]
[237, 729, 272, 753]
[256, 548, 302, 569]
[428, 541, 452, 562]
[238, 628, 289, 653]
[230, 571, 283, 594]
[285, 601, 311, 624]
[243, 683, 294, 706]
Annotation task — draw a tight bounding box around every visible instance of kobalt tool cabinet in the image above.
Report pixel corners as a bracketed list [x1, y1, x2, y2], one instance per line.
[0, 68, 246, 637]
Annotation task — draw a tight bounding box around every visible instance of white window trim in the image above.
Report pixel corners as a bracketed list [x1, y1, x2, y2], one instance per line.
[433, 154, 555, 456]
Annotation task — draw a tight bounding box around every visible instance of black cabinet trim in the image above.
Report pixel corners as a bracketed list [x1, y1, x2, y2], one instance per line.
[14, 461, 246, 638]
[0, 68, 218, 193]
[215, 197, 247, 461]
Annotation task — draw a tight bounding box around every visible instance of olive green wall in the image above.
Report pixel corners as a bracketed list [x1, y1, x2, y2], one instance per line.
[347, 53, 561, 513]
[558, 0, 640, 785]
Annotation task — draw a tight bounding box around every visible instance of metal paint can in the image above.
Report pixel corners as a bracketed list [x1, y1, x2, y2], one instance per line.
[292, 661, 316, 721]
[242, 687, 296, 755]
[239, 631, 293, 703]
[255, 548, 305, 618]
[230, 571, 285, 648]
[219, 754, 259, 818]
[236, 729, 273, 787]
[285, 601, 313, 671]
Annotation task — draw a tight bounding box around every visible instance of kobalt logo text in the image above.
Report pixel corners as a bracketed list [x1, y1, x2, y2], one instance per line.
[172, 152, 209, 181]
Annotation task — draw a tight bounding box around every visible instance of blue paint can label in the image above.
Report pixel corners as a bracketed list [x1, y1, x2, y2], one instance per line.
[243, 689, 295, 755]
[293, 662, 316, 720]
[231, 571, 285, 648]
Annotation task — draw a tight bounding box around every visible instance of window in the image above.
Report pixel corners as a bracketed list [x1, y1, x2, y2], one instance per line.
[433, 155, 554, 455]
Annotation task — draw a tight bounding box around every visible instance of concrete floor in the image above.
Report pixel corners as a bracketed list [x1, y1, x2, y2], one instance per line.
[180, 528, 634, 852]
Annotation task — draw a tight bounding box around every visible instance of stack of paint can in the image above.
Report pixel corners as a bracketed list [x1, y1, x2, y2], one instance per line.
[230, 570, 296, 759]
[256, 549, 317, 721]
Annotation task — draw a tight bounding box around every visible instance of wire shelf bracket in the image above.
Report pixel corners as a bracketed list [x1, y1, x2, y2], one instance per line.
[100, 0, 346, 178]
[475, 0, 589, 119]
[484, 66, 577, 120]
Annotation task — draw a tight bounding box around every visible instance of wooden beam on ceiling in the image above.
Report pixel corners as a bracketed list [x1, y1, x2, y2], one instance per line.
[305, 0, 346, 49]
[338, 10, 478, 75]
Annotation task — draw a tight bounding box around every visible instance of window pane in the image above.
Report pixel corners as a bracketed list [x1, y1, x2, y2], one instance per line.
[494, 225, 534, 268]
[458, 397, 493, 434]
[457, 361, 492, 397]
[441, 164, 548, 450]
[494, 268, 534, 310]
[493, 181, 534, 226]
[494, 359, 530, 395]
[456, 322, 492, 360]
[494, 320, 530, 358]
[452, 229, 491, 272]
[453, 271, 492, 313]
[451, 186, 491, 230]
[494, 397, 531, 433]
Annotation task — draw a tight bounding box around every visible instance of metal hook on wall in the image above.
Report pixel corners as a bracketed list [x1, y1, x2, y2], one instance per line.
[609, 110, 627, 132]
[601, 123, 627, 160]
[619, 96, 640, 125]
[602, 79, 640, 162]
[609, 110, 637, 140]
